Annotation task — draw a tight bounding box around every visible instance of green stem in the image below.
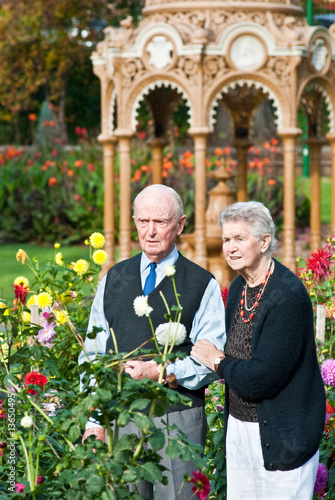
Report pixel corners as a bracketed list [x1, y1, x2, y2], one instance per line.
[168, 311, 182, 355]
[171, 276, 182, 310]
[148, 315, 161, 353]
[19, 434, 34, 494]
[28, 429, 35, 492]
[109, 328, 118, 354]
[35, 450, 40, 488]
[104, 414, 113, 455]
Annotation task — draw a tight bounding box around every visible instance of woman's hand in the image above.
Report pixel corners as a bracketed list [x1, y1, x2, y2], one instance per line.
[191, 339, 225, 372]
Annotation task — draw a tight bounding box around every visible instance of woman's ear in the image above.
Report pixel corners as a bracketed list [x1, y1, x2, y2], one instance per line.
[261, 234, 271, 253]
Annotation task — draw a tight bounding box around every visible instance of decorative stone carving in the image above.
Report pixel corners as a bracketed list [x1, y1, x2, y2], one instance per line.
[190, 12, 209, 44]
[307, 35, 331, 74]
[227, 33, 267, 71]
[266, 12, 304, 46]
[146, 35, 174, 69]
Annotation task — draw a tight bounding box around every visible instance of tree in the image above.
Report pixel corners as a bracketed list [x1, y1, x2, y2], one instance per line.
[0, 0, 143, 143]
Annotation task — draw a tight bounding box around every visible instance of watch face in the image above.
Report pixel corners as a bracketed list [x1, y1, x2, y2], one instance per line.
[309, 36, 330, 72]
[229, 34, 266, 71]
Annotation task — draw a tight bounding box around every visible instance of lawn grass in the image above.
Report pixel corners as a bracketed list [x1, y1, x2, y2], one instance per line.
[0, 244, 91, 303]
[296, 176, 331, 224]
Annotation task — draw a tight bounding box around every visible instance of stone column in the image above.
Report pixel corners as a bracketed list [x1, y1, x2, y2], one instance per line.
[278, 128, 301, 273]
[326, 133, 335, 236]
[99, 135, 117, 277]
[189, 128, 210, 269]
[233, 138, 252, 202]
[147, 137, 167, 185]
[114, 129, 133, 261]
[305, 137, 326, 251]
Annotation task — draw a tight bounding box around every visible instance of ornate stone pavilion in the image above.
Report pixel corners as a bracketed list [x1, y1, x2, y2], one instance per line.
[92, 0, 335, 285]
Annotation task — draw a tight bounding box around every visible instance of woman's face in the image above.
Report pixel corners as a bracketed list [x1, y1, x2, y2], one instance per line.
[221, 221, 268, 276]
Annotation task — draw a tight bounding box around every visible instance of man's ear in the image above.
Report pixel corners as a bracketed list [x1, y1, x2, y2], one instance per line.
[177, 215, 186, 235]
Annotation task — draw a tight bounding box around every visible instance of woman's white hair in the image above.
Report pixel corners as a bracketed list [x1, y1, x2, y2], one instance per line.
[218, 201, 277, 254]
[133, 184, 184, 219]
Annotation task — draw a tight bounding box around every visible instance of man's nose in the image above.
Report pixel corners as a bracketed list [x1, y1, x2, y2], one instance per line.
[147, 221, 157, 234]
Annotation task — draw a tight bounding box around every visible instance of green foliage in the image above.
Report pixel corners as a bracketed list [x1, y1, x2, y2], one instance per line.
[298, 238, 335, 498]
[0, 239, 206, 498]
[0, 141, 104, 244]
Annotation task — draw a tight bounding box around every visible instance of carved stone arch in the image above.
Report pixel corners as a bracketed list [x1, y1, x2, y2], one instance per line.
[298, 77, 335, 135]
[218, 21, 276, 56]
[108, 88, 117, 135]
[207, 78, 284, 132]
[133, 22, 185, 57]
[129, 78, 193, 132]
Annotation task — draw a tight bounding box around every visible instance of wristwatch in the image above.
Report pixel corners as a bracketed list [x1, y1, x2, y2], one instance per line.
[214, 356, 224, 372]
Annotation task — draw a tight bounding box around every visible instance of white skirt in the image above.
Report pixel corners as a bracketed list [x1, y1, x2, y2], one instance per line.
[226, 415, 319, 500]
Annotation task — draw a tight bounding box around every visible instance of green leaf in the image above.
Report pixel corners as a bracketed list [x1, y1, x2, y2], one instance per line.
[148, 429, 165, 451]
[117, 410, 131, 427]
[101, 490, 117, 500]
[165, 439, 181, 459]
[140, 462, 163, 483]
[132, 412, 154, 432]
[129, 398, 151, 411]
[68, 423, 81, 442]
[86, 474, 105, 494]
[95, 387, 112, 403]
[44, 358, 61, 378]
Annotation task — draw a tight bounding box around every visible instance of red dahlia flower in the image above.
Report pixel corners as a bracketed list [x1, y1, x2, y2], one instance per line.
[306, 247, 331, 281]
[221, 286, 228, 306]
[189, 470, 211, 500]
[23, 372, 48, 395]
[13, 283, 29, 304]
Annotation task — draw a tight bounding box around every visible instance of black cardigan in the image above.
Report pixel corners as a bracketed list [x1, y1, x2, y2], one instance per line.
[217, 259, 326, 471]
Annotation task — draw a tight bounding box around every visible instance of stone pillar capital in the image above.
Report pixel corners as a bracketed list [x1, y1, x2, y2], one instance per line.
[326, 132, 335, 144]
[188, 127, 212, 138]
[304, 137, 327, 148]
[277, 127, 302, 138]
[146, 137, 168, 148]
[98, 134, 117, 145]
[113, 128, 134, 139]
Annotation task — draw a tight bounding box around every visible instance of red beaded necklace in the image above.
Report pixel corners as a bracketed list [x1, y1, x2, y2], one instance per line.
[240, 259, 273, 324]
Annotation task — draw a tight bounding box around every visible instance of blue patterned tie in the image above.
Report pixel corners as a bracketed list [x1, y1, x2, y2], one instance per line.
[143, 263, 157, 295]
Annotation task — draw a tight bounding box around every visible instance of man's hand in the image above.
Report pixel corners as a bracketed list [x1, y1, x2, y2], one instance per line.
[82, 426, 105, 444]
[124, 359, 163, 382]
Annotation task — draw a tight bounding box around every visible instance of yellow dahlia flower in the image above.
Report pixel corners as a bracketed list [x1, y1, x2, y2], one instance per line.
[73, 259, 89, 276]
[93, 249, 108, 266]
[22, 311, 31, 323]
[37, 292, 53, 308]
[54, 309, 69, 325]
[89, 232, 105, 249]
[13, 276, 29, 288]
[54, 242, 60, 249]
[55, 252, 64, 266]
[0, 301, 9, 316]
[27, 295, 38, 308]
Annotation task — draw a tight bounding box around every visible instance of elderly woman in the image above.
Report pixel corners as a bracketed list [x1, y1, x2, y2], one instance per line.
[191, 201, 325, 499]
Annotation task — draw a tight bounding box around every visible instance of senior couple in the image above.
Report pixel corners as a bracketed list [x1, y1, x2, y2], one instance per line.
[79, 184, 325, 500]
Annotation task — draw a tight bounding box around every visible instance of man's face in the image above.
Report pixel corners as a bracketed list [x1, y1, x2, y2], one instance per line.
[133, 193, 186, 263]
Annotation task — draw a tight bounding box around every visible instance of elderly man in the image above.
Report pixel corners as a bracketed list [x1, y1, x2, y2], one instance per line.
[79, 184, 226, 500]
